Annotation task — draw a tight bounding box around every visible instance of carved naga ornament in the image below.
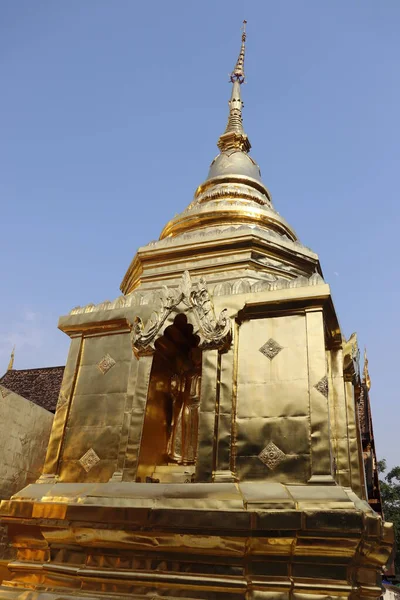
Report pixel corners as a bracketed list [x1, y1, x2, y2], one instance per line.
[131, 271, 232, 356]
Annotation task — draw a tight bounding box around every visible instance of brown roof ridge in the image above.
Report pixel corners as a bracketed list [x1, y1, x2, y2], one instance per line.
[5, 365, 65, 372]
[0, 365, 65, 380]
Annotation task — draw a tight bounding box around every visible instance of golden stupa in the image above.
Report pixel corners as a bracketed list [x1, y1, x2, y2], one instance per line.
[0, 22, 393, 600]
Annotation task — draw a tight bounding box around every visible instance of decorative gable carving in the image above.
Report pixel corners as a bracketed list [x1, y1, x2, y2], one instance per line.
[131, 271, 232, 356]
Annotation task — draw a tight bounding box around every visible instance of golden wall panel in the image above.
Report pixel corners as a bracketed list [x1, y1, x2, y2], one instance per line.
[73, 339, 131, 397]
[236, 315, 311, 482]
[52, 331, 133, 483]
[236, 416, 310, 456]
[61, 426, 121, 461]
[237, 380, 310, 419]
[67, 393, 127, 428]
[238, 314, 309, 386]
[78, 331, 132, 366]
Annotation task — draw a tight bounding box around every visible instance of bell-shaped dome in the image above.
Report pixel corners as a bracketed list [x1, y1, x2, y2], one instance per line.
[207, 150, 262, 182]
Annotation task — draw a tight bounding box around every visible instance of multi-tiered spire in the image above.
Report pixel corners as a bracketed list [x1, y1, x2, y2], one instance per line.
[218, 21, 251, 153]
[155, 20, 299, 245]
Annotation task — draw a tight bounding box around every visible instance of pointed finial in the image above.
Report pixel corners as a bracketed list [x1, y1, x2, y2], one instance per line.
[363, 348, 371, 390]
[230, 20, 247, 83]
[217, 21, 251, 154]
[7, 346, 15, 371]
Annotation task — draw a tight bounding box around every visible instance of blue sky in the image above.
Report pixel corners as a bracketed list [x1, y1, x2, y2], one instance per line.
[1, 1, 399, 467]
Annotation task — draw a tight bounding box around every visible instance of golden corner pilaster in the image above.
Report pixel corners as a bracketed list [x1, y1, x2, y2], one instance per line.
[328, 346, 352, 488]
[345, 379, 367, 499]
[212, 343, 237, 483]
[121, 353, 154, 480]
[305, 307, 335, 484]
[109, 355, 140, 482]
[196, 348, 219, 482]
[342, 333, 367, 498]
[38, 335, 83, 481]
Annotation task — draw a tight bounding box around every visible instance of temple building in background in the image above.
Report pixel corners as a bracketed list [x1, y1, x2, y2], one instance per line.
[0, 23, 393, 600]
[0, 361, 63, 581]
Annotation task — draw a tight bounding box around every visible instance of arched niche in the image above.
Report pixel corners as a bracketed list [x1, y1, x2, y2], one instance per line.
[137, 313, 202, 483]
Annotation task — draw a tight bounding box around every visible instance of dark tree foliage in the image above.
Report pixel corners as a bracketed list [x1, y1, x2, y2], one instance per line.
[378, 459, 400, 574]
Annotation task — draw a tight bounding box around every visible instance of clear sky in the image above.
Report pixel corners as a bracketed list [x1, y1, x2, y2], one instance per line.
[1, 1, 399, 467]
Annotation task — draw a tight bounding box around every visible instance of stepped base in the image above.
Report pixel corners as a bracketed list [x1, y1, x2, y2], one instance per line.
[0, 481, 393, 600]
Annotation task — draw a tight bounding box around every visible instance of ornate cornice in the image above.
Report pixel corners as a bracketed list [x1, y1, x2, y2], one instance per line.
[69, 272, 325, 318]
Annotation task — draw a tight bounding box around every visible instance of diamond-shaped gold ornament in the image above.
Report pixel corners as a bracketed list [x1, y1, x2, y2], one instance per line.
[259, 338, 283, 360]
[97, 353, 116, 375]
[258, 441, 286, 470]
[314, 375, 329, 398]
[79, 448, 100, 473]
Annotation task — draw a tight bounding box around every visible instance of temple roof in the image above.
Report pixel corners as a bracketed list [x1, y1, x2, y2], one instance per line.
[0, 366, 64, 412]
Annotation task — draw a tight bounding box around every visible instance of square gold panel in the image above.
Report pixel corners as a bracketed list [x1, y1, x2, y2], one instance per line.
[237, 380, 309, 419]
[68, 393, 126, 428]
[81, 332, 132, 366]
[238, 316, 308, 385]
[97, 353, 116, 375]
[236, 416, 310, 456]
[62, 425, 120, 461]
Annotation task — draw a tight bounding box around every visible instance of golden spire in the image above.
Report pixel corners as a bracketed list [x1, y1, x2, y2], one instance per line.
[217, 20, 251, 154]
[363, 348, 371, 390]
[7, 346, 15, 371]
[231, 19, 247, 84]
